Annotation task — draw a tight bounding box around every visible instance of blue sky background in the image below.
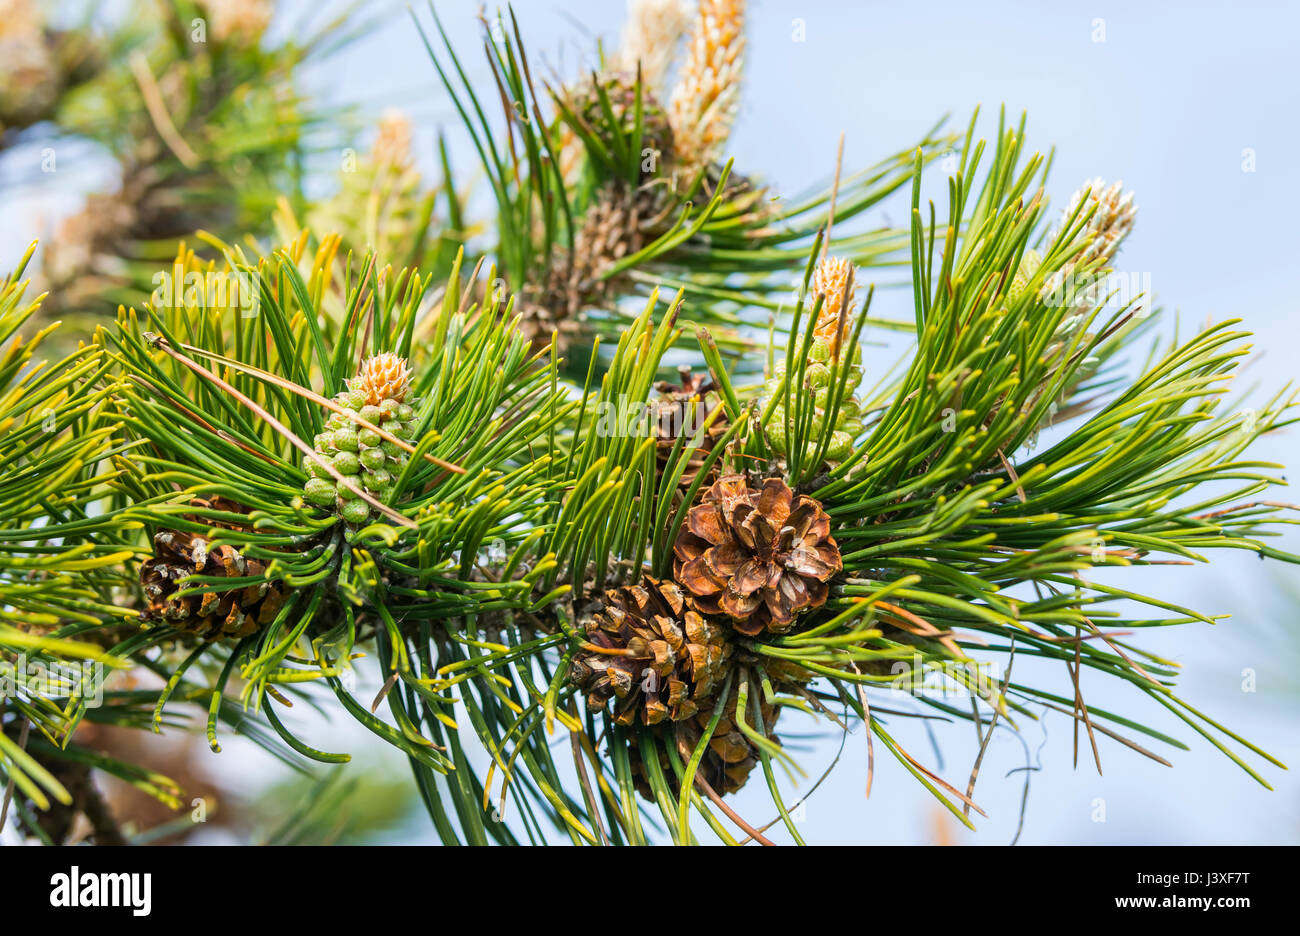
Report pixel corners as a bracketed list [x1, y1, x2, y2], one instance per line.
[5, 0, 1298, 844]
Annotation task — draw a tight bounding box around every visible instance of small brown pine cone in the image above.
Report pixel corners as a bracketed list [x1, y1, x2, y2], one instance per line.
[627, 692, 780, 800]
[673, 475, 841, 636]
[140, 497, 285, 640]
[568, 576, 732, 726]
[519, 181, 670, 356]
[651, 367, 728, 490]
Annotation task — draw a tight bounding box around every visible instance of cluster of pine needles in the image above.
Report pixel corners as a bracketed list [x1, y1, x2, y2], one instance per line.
[0, 0, 1296, 846]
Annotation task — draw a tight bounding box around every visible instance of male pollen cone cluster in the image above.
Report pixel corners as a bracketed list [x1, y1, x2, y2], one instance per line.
[811, 256, 856, 343]
[674, 475, 841, 635]
[614, 0, 691, 94]
[668, 0, 745, 176]
[351, 350, 413, 405]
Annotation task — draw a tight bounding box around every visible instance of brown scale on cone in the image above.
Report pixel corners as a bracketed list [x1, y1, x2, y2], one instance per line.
[568, 576, 731, 726]
[626, 692, 780, 800]
[519, 181, 670, 355]
[651, 367, 729, 490]
[674, 474, 841, 635]
[139, 496, 285, 640]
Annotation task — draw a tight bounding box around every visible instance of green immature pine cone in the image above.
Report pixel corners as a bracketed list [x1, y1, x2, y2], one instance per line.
[764, 336, 864, 464]
[303, 352, 420, 524]
[764, 256, 866, 465]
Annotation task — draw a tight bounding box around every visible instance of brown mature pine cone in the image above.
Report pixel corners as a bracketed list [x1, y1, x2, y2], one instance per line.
[627, 692, 780, 800]
[673, 475, 841, 636]
[519, 181, 671, 355]
[651, 367, 728, 491]
[140, 497, 285, 640]
[568, 576, 732, 726]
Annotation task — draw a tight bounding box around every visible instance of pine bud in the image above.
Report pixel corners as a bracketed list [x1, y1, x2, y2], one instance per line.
[764, 255, 866, 467]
